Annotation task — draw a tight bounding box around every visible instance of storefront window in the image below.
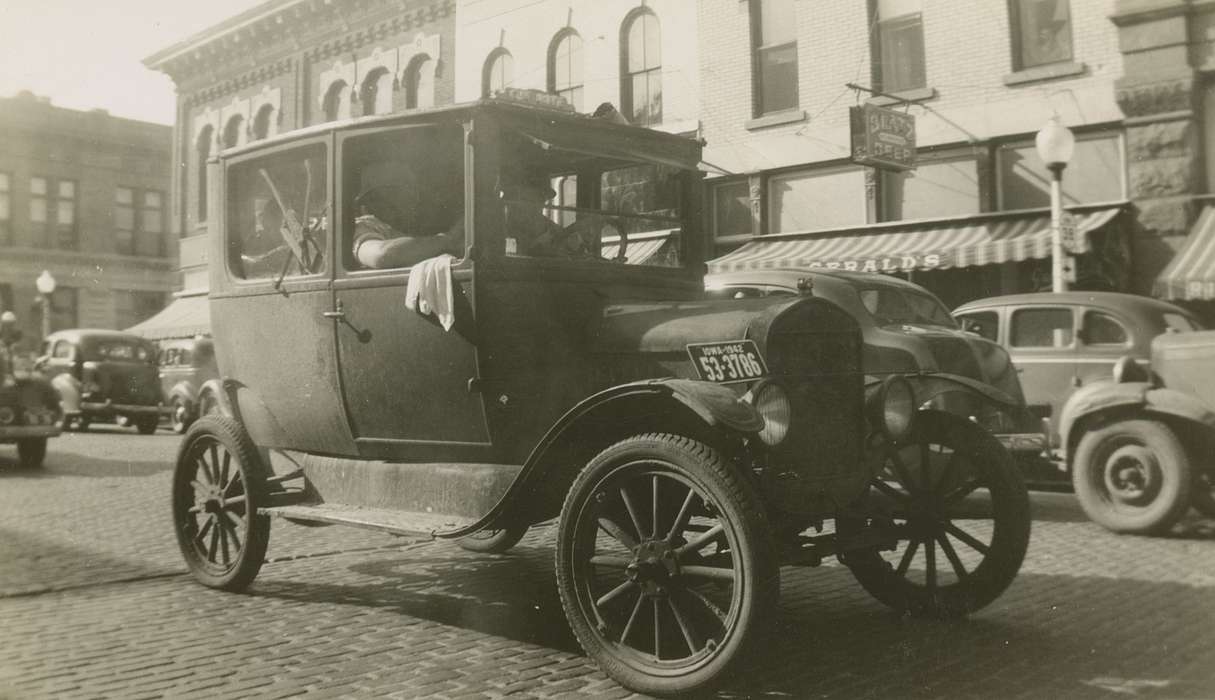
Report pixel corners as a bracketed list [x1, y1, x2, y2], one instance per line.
[881, 155, 980, 221]
[768, 166, 866, 233]
[998, 133, 1123, 210]
[713, 181, 752, 240]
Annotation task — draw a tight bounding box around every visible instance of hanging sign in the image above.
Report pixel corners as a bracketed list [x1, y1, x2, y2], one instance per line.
[849, 104, 916, 171]
[1058, 212, 1088, 255]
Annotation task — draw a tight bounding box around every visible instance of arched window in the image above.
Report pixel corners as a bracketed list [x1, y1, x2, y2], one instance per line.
[251, 104, 275, 141]
[403, 54, 434, 109]
[482, 49, 513, 98]
[547, 30, 583, 111]
[359, 68, 393, 116]
[222, 115, 244, 149]
[622, 9, 662, 125]
[323, 80, 350, 122]
[195, 125, 213, 222]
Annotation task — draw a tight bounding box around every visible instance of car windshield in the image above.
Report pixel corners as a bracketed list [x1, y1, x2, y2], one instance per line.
[858, 287, 956, 328]
[1162, 312, 1204, 333]
[498, 128, 685, 268]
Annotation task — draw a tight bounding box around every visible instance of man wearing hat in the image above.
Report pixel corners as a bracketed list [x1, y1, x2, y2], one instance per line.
[353, 159, 465, 268]
[501, 169, 593, 258]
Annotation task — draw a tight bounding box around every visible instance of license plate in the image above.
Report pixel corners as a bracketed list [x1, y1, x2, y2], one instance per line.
[686, 340, 768, 384]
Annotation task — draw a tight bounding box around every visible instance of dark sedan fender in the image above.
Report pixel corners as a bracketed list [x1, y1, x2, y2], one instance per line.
[1058, 380, 1215, 464]
[436, 378, 764, 538]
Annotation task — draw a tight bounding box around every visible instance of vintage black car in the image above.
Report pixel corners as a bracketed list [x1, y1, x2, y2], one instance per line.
[1, 337, 61, 468]
[177, 95, 1030, 696]
[39, 329, 163, 434]
[1059, 329, 1215, 534]
[158, 335, 218, 434]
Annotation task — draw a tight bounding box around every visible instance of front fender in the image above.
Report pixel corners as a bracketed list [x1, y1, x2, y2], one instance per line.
[1058, 380, 1151, 451]
[438, 379, 763, 538]
[50, 373, 82, 414]
[168, 380, 199, 405]
[899, 372, 1021, 410]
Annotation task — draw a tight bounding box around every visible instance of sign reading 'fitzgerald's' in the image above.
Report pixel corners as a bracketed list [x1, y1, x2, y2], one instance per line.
[850, 104, 916, 171]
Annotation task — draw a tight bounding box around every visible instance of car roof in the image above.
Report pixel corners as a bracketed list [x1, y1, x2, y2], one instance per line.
[46, 329, 152, 344]
[954, 291, 1192, 316]
[706, 268, 932, 293]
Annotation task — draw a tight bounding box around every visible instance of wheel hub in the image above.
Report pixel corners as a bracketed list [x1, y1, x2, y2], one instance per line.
[627, 540, 679, 595]
[1105, 445, 1159, 505]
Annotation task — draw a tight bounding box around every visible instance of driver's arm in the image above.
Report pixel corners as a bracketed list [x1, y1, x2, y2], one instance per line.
[356, 220, 465, 269]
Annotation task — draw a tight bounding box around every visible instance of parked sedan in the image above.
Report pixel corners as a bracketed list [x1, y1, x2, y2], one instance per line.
[707, 269, 1045, 457]
[953, 292, 1204, 448]
[37, 329, 164, 434]
[157, 335, 218, 434]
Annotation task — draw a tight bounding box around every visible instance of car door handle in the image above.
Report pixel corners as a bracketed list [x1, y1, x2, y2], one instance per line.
[322, 299, 346, 320]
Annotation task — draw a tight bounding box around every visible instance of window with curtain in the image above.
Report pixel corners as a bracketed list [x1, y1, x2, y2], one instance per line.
[622, 10, 662, 126]
[876, 0, 925, 93]
[768, 166, 867, 233]
[483, 49, 514, 97]
[30, 177, 76, 249]
[360, 68, 394, 116]
[0, 172, 10, 246]
[752, 0, 799, 116]
[880, 154, 981, 221]
[323, 80, 350, 122]
[1010, 0, 1073, 70]
[998, 133, 1123, 210]
[404, 55, 434, 110]
[196, 125, 213, 223]
[548, 30, 584, 111]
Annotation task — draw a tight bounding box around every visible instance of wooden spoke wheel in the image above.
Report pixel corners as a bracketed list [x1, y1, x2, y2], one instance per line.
[556, 434, 776, 697]
[457, 524, 529, 554]
[172, 416, 270, 591]
[842, 411, 1030, 619]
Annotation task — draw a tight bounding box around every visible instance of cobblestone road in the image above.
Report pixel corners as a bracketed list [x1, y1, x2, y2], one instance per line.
[1, 428, 1214, 699]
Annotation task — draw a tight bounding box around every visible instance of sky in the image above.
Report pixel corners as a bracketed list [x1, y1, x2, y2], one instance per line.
[0, 0, 266, 125]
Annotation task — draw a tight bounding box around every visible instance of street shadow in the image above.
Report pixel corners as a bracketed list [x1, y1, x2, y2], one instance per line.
[0, 443, 172, 478]
[247, 541, 1215, 699]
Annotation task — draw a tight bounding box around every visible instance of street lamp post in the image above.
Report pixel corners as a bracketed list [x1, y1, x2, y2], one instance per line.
[1035, 117, 1076, 293]
[35, 270, 56, 340]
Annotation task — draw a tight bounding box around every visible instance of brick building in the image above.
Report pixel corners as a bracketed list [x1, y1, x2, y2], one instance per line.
[699, 0, 1157, 309]
[143, 0, 456, 302]
[0, 91, 176, 351]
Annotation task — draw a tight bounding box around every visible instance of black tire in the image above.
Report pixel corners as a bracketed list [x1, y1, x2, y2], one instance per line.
[1192, 473, 1215, 518]
[17, 438, 47, 469]
[172, 415, 271, 591]
[171, 397, 193, 435]
[1072, 419, 1192, 535]
[842, 410, 1031, 619]
[457, 524, 529, 553]
[556, 433, 778, 697]
[135, 415, 159, 435]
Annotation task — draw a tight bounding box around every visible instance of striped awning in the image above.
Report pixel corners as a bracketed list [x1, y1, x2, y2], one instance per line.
[707, 206, 1124, 275]
[602, 229, 676, 265]
[1155, 205, 1215, 301]
[124, 293, 211, 341]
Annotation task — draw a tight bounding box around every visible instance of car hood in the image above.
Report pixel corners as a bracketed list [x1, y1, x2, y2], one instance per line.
[868, 323, 1025, 404]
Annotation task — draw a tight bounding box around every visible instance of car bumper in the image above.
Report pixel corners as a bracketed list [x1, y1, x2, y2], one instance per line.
[1, 425, 62, 440]
[80, 401, 163, 416]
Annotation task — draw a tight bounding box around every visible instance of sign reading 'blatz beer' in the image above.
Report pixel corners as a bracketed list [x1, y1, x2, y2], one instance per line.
[850, 104, 916, 171]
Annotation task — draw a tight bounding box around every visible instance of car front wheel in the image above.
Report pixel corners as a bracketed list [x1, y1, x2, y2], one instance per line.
[1072, 419, 1192, 535]
[555, 433, 777, 697]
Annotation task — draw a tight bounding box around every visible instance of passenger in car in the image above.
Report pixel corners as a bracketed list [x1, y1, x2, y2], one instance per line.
[501, 169, 595, 259]
[353, 160, 465, 269]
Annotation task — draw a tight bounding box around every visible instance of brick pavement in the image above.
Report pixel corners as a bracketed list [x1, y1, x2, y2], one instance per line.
[1, 433, 1214, 698]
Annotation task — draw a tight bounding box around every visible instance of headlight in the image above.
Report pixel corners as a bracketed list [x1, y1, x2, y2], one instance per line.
[748, 381, 791, 446]
[868, 375, 916, 444]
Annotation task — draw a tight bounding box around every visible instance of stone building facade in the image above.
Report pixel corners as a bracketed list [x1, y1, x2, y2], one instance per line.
[0, 92, 176, 351]
[145, 0, 457, 293]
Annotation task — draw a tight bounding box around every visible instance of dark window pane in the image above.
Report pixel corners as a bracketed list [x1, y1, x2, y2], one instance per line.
[714, 181, 752, 238]
[1011, 308, 1073, 348]
[759, 43, 798, 114]
[958, 311, 999, 342]
[879, 15, 926, 92]
[1083, 311, 1128, 345]
[881, 157, 980, 221]
[1014, 0, 1072, 69]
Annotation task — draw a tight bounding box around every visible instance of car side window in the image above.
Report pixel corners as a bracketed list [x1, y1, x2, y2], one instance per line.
[1082, 311, 1129, 346]
[1010, 308, 1073, 348]
[958, 311, 999, 342]
[227, 143, 328, 281]
[52, 341, 73, 360]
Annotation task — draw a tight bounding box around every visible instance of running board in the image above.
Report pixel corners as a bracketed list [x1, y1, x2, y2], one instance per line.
[262, 503, 477, 538]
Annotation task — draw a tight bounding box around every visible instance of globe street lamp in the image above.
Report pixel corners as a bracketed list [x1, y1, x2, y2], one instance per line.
[1035, 117, 1076, 293]
[35, 270, 56, 340]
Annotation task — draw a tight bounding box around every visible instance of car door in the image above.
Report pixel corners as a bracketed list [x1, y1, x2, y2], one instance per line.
[330, 123, 491, 461]
[1075, 307, 1134, 390]
[1006, 305, 1077, 443]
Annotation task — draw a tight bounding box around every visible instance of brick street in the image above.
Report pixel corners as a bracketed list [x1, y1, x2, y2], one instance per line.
[1, 428, 1214, 699]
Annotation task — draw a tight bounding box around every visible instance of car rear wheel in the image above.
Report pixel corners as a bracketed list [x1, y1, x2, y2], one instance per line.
[1072, 419, 1192, 535]
[170, 397, 193, 435]
[556, 433, 777, 697]
[457, 524, 529, 553]
[17, 438, 47, 469]
[841, 410, 1031, 619]
[172, 415, 270, 591]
